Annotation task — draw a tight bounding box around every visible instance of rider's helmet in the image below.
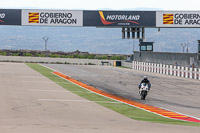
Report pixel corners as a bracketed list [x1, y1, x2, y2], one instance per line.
[143, 76, 148, 80]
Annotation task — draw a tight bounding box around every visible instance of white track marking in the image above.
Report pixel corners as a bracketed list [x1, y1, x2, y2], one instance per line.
[23, 81, 57, 84]
[38, 99, 120, 103]
[17, 76, 46, 78]
[28, 89, 71, 92]
[29, 89, 93, 93]
[23, 81, 72, 84]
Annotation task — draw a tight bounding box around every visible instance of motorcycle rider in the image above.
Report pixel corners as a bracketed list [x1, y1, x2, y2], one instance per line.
[139, 76, 151, 90]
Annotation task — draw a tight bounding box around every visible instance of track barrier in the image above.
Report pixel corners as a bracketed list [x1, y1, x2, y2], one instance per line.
[133, 61, 200, 80]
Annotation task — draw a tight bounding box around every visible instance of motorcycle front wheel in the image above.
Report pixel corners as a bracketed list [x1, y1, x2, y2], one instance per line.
[141, 91, 147, 100]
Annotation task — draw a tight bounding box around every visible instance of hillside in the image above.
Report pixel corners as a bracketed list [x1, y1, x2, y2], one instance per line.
[0, 26, 199, 54]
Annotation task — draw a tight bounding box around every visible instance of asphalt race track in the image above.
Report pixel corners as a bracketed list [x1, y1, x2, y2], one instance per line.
[44, 64, 200, 118]
[1, 62, 200, 133]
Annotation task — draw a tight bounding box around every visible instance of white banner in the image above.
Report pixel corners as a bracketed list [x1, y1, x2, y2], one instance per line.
[156, 11, 200, 27]
[22, 10, 83, 26]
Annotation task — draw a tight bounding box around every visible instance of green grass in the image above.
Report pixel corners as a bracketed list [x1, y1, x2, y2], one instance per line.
[26, 63, 200, 127]
[116, 66, 131, 69]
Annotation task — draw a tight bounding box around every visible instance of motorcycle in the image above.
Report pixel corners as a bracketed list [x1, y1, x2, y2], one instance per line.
[139, 83, 149, 100]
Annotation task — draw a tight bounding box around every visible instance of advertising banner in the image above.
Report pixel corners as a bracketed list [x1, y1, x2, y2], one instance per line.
[83, 11, 156, 27]
[156, 11, 200, 27]
[0, 9, 21, 25]
[22, 10, 83, 26]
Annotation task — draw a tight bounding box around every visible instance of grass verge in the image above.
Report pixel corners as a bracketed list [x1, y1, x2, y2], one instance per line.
[116, 66, 131, 69]
[26, 63, 200, 127]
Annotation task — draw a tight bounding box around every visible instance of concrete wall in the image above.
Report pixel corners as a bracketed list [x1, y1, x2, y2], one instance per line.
[121, 61, 132, 68]
[0, 56, 114, 65]
[134, 51, 200, 67]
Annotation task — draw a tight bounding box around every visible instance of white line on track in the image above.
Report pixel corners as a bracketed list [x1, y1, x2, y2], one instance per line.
[38, 99, 120, 103]
[23, 81, 72, 84]
[17, 76, 46, 78]
[23, 81, 57, 84]
[28, 89, 71, 92]
[29, 89, 94, 93]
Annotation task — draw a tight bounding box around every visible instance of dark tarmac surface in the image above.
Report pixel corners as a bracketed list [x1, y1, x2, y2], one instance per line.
[44, 64, 200, 118]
